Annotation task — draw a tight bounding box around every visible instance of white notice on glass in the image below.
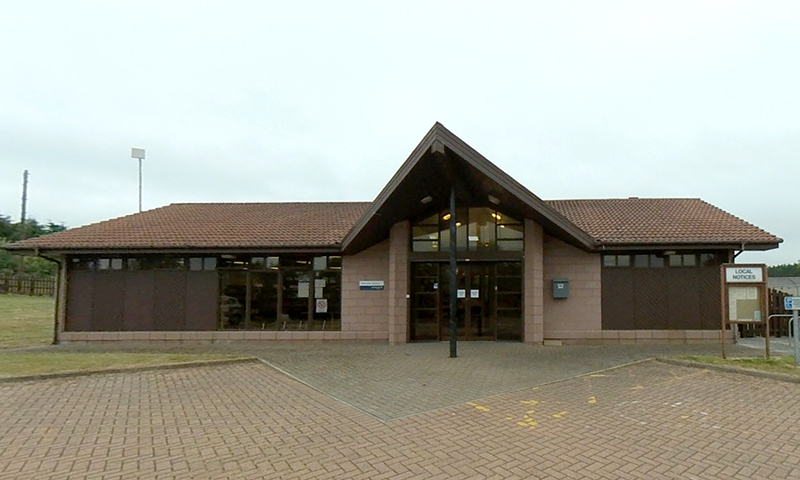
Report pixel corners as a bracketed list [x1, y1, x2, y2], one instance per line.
[315, 299, 328, 313]
[457, 289, 466, 298]
[470, 289, 480, 298]
[298, 281, 309, 298]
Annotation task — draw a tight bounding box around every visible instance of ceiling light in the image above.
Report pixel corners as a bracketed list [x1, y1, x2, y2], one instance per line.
[488, 195, 500, 205]
[443, 213, 451, 221]
[421, 196, 433, 204]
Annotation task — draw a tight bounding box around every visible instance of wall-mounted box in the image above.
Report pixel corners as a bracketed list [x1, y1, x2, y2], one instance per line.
[552, 279, 569, 299]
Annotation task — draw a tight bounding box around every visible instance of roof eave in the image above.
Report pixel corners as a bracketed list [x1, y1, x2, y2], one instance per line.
[597, 241, 782, 252]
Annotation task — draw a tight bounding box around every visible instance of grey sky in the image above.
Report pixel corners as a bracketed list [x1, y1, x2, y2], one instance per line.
[1, 1, 797, 265]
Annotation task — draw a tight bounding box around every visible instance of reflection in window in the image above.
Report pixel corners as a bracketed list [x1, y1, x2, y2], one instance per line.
[220, 271, 247, 329]
[411, 207, 523, 253]
[217, 255, 342, 331]
[603, 255, 631, 267]
[250, 272, 278, 329]
[282, 270, 310, 329]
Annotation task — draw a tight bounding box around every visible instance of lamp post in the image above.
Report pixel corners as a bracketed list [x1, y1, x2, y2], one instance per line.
[131, 148, 145, 212]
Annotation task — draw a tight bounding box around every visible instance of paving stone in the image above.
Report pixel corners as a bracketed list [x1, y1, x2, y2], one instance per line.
[0, 344, 798, 479]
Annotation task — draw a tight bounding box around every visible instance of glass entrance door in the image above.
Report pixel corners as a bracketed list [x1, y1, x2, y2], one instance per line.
[410, 262, 521, 341]
[440, 264, 495, 341]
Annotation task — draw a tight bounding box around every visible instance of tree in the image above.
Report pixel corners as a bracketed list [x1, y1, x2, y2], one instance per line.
[768, 261, 800, 277]
[0, 212, 67, 277]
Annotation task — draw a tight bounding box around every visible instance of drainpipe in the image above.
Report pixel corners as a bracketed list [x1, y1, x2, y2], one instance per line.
[35, 249, 62, 345]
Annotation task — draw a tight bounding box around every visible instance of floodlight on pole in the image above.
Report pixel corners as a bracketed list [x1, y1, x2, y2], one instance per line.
[131, 148, 145, 212]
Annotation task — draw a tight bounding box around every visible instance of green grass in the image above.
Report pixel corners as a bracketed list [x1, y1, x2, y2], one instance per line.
[679, 355, 800, 377]
[0, 294, 239, 378]
[0, 352, 240, 378]
[0, 294, 55, 348]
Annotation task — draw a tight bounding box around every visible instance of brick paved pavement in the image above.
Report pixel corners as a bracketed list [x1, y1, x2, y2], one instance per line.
[1, 344, 799, 479]
[249, 342, 756, 420]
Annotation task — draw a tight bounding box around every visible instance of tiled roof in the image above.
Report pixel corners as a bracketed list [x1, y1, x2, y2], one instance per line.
[6, 202, 371, 250]
[5, 198, 780, 252]
[547, 198, 781, 245]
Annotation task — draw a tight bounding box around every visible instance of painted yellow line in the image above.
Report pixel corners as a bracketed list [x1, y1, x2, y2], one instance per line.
[466, 402, 490, 412]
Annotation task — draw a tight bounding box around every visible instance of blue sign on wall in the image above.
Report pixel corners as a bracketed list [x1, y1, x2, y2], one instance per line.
[786, 296, 800, 310]
[359, 280, 385, 291]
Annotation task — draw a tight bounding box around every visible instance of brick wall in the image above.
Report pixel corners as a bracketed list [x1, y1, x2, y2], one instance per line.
[388, 221, 410, 344]
[341, 239, 390, 340]
[543, 235, 602, 341]
[523, 219, 544, 344]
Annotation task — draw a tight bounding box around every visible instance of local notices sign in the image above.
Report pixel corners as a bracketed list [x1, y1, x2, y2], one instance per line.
[725, 266, 764, 283]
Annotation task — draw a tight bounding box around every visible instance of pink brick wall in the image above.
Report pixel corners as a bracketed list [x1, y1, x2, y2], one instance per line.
[543, 235, 602, 340]
[388, 221, 410, 344]
[341, 239, 390, 339]
[523, 219, 544, 344]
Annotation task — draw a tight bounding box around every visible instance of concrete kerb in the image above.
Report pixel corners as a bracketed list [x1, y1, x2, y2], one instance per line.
[657, 357, 800, 384]
[0, 356, 259, 384]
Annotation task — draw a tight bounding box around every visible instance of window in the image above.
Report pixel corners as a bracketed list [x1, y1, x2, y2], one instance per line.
[633, 254, 664, 268]
[603, 255, 630, 267]
[190, 257, 218, 271]
[218, 254, 341, 331]
[412, 207, 523, 253]
[669, 254, 697, 267]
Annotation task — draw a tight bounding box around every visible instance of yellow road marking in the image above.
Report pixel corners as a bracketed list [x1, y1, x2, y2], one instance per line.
[588, 396, 597, 404]
[466, 402, 490, 412]
[631, 385, 644, 390]
[553, 411, 568, 418]
[521, 400, 539, 405]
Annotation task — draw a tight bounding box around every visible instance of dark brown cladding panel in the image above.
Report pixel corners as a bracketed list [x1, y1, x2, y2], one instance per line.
[92, 272, 124, 331]
[186, 272, 218, 330]
[123, 271, 155, 330]
[600, 269, 634, 330]
[153, 272, 187, 331]
[66, 271, 94, 331]
[602, 266, 721, 330]
[65, 270, 218, 332]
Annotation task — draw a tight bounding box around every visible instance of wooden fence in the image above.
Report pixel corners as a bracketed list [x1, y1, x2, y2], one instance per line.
[0, 275, 56, 297]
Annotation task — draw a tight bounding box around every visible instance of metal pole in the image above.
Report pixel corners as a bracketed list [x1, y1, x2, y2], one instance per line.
[793, 311, 799, 367]
[20, 170, 28, 226]
[138, 158, 142, 212]
[449, 187, 457, 358]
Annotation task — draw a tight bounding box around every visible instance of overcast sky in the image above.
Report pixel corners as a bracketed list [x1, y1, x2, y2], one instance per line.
[1, 1, 798, 265]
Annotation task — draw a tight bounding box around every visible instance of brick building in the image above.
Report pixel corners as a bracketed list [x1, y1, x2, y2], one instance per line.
[4, 123, 782, 345]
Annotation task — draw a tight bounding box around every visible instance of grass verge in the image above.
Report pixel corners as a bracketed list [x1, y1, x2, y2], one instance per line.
[0, 294, 54, 348]
[678, 355, 800, 377]
[0, 352, 242, 378]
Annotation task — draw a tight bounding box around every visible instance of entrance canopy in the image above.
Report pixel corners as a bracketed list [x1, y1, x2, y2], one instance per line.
[342, 123, 597, 254]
